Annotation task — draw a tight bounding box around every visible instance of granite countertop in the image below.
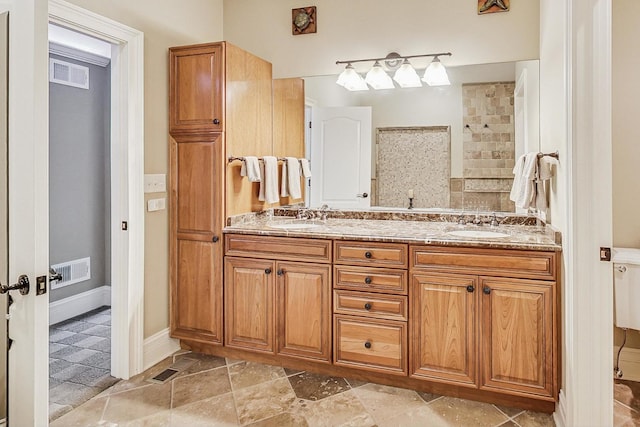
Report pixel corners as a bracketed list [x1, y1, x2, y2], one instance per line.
[223, 210, 562, 252]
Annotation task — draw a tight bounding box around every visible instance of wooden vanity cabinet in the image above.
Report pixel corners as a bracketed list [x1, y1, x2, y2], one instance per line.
[169, 41, 273, 345]
[410, 245, 558, 401]
[224, 235, 333, 362]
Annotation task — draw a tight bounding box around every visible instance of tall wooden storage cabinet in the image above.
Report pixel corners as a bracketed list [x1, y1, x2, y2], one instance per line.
[169, 42, 273, 345]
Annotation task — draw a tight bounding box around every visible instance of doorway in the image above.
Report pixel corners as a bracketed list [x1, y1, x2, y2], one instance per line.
[47, 23, 116, 420]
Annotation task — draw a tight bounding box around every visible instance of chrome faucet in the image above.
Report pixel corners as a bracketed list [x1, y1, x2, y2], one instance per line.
[296, 208, 311, 220]
[319, 204, 330, 221]
[489, 212, 499, 227]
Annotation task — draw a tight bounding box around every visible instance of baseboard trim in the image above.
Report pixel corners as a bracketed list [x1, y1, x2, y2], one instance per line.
[143, 328, 180, 371]
[49, 286, 111, 325]
[553, 389, 567, 427]
[614, 346, 640, 382]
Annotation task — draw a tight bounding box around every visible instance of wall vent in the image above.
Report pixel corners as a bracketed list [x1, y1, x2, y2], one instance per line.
[51, 257, 91, 290]
[49, 58, 89, 90]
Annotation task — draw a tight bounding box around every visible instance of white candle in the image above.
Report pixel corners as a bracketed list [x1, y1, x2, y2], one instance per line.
[408, 189, 414, 198]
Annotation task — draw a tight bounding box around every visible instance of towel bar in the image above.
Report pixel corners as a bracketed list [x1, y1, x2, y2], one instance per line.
[227, 156, 310, 164]
[537, 151, 560, 160]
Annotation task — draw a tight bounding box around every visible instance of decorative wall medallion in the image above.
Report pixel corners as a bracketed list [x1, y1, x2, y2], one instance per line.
[292, 6, 317, 35]
[477, 0, 510, 14]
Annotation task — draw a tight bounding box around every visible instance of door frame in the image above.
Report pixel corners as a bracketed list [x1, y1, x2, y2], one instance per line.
[48, 0, 145, 380]
[550, 0, 613, 425]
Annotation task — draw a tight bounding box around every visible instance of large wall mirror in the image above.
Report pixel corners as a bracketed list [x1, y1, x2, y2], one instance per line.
[302, 60, 539, 213]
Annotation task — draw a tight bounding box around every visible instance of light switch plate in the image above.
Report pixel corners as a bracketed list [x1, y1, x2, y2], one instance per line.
[147, 198, 166, 212]
[144, 174, 166, 193]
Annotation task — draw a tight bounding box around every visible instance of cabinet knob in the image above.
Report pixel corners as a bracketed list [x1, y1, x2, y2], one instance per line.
[265, 268, 272, 275]
[277, 269, 284, 276]
[213, 118, 220, 125]
[364, 303, 372, 311]
[364, 276, 372, 284]
[364, 341, 372, 349]
[466, 285, 475, 293]
[212, 236, 219, 243]
[483, 286, 491, 295]
[364, 251, 372, 259]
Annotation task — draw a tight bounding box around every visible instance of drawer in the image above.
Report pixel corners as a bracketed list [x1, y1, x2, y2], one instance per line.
[410, 245, 557, 281]
[334, 315, 407, 375]
[334, 290, 407, 321]
[334, 266, 408, 294]
[225, 234, 331, 263]
[334, 241, 408, 268]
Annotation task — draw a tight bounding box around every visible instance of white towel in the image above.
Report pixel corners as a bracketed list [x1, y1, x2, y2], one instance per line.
[259, 156, 279, 204]
[240, 156, 261, 182]
[509, 152, 538, 210]
[300, 158, 312, 178]
[280, 157, 302, 199]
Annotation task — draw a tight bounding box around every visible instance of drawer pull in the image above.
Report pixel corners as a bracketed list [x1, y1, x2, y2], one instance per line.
[364, 276, 372, 284]
[364, 341, 372, 349]
[483, 286, 491, 295]
[213, 118, 220, 125]
[265, 268, 272, 275]
[364, 251, 372, 259]
[364, 302, 372, 311]
[466, 285, 475, 293]
[277, 269, 284, 276]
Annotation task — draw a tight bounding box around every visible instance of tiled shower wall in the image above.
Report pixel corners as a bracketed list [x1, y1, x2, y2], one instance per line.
[460, 82, 516, 212]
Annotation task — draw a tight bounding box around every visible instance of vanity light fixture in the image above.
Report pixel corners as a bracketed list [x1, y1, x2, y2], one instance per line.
[336, 51, 452, 91]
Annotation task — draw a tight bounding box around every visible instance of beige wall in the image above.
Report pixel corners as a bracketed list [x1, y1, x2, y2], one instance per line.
[613, 0, 640, 348]
[64, 0, 223, 337]
[223, 0, 540, 79]
[613, 1, 640, 250]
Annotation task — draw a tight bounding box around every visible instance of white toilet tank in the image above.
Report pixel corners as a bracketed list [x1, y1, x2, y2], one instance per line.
[613, 247, 640, 330]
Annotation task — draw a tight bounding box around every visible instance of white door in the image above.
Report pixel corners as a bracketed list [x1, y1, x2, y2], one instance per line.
[310, 107, 372, 209]
[2, 0, 50, 425]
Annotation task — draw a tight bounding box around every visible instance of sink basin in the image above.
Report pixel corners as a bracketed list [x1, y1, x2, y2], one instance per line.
[446, 230, 510, 239]
[267, 221, 321, 230]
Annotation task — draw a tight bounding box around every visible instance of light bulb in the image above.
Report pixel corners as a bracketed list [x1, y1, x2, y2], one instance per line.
[422, 57, 450, 86]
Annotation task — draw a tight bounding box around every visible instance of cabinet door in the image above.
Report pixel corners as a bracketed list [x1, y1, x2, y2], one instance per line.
[480, 277, 555, 398]
[276, 261, 331, 362]
[170, 135, 223, 344]
[169, 43, 223, 134]
[172, 239, 222, 343]
[174, 135, 221, 235]
[410, 273, 477, 387]
[224, 257, 275, 353]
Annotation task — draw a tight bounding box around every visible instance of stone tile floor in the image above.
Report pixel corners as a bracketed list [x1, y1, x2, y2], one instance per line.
[49, 306, 117, 421]
[615, 379, 640, 426]
[52, 351, 559, 427]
